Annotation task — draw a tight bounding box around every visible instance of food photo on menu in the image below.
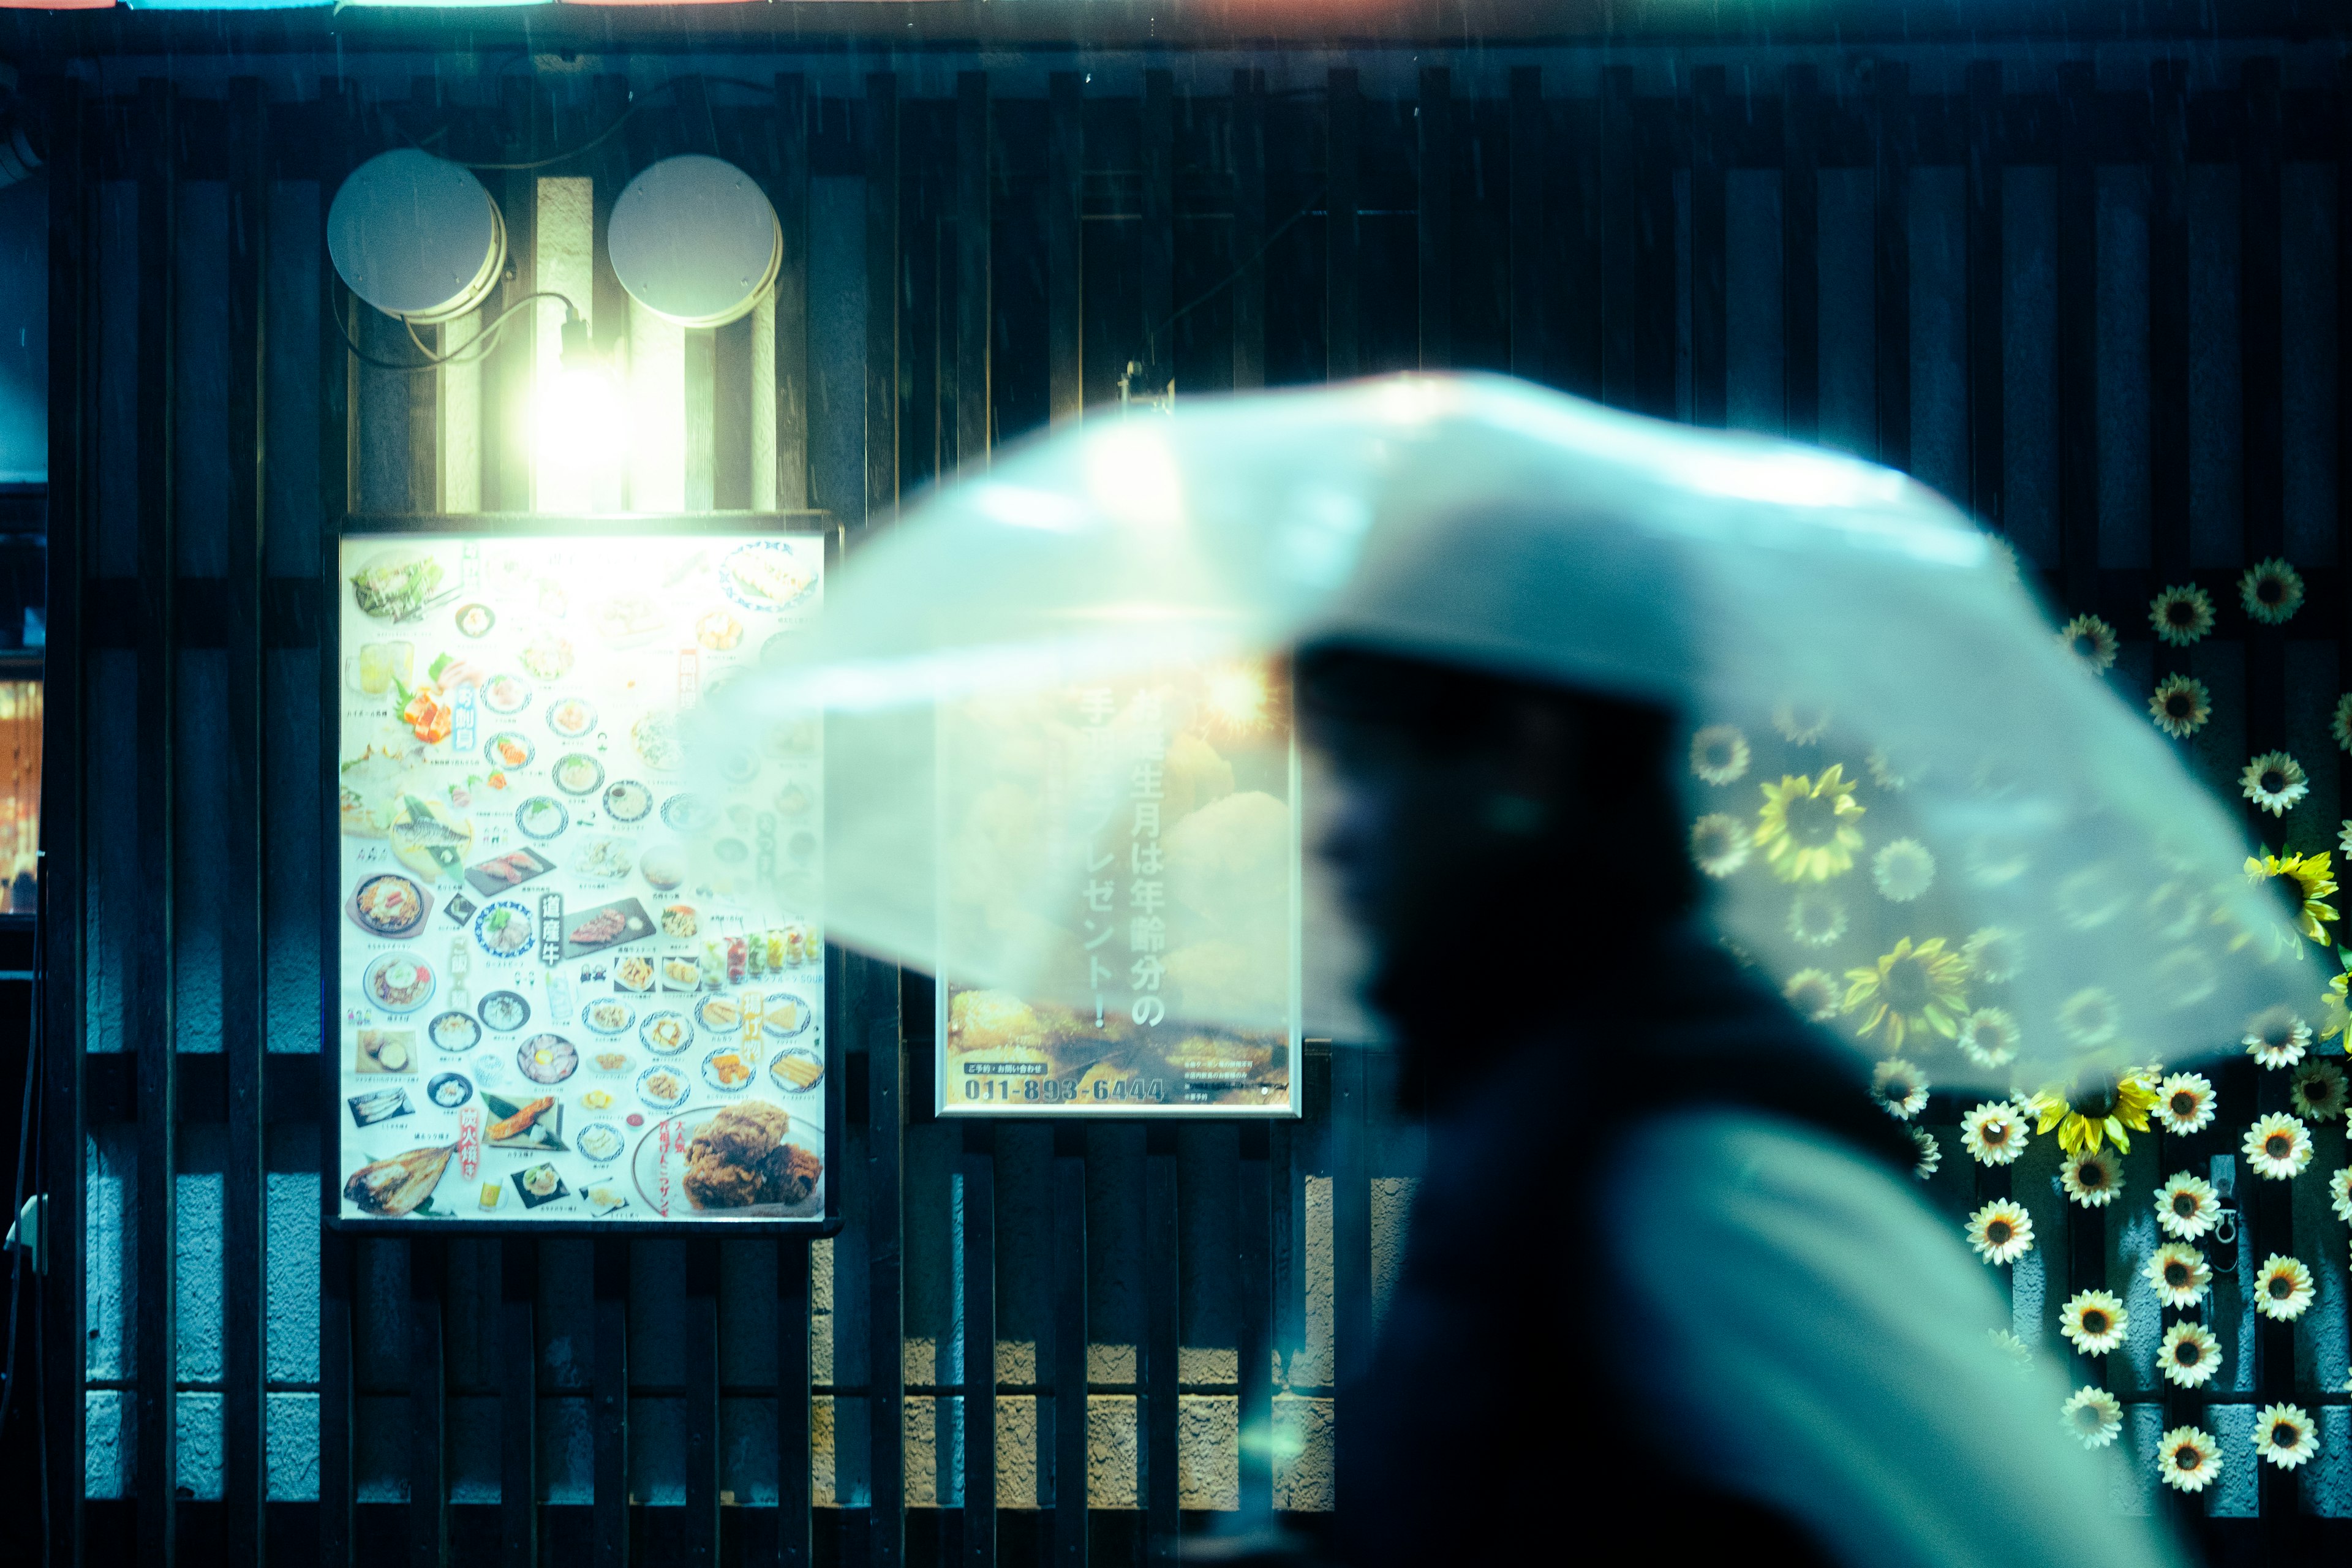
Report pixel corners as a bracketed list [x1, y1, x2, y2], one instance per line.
[334, 533, 832, 1225]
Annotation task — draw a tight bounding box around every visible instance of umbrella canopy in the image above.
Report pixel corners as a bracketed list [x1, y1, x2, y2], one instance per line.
[722, 373, 2320, 1093]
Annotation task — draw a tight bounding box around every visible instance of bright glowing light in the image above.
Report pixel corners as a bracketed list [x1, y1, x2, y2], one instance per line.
[537, 361, 629, 493]
[1202, 664, 1272, 736]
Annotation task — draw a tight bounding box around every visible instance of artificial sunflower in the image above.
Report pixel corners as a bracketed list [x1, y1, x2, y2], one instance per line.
[2253, 1403, 2318, 1470]
[1871, 1059, 1930, 1120]
[2334, 693, 2352, 754]
[2147, 674, 2211, 739]
[1785, 892, 1850, 949]
[1910, 1128, 1942, 1180]
[1961, 925, 2022, 984]
[2332, 1164, 2352, 1226]
[1781, 968, 1840, 1023]
[2241, 750, 2310, 816]
[2245, 850, 2337, 945]
[2029, 1070, 2158, 1156]
[2243, 1112, 2314, 1180]
[1864, 744, 1924, 793]
[1841, 937, 1969, 1050]
[2144, 1242, 2212, 1308]
[1688, 725, 1751, 786]
[1956, 1008, 2021, 1070]
[2057, 614, 2119, 673]
[2321, 968, 2350, 1042]
[2255, 1254, 2315, 1321]
[2152, 1071, 2217, 1136]
[2059, 1289, 2128, 1355]
[2055, 987, 2122, 1048]
[2149, 582, 2215, 647]
[1771, 700, 1831, 745]
[1960, 1100, 2027, 1166]
[2060, 1387, 2124, 1450]
[2291, 1058, 2346, 1121]
[2243, 1005, 2311, 1069]
[2154, 1171, 2221, 1240]
[1964, 1199, 2034, 1264]
[2059, 1147, 2122, 1208]
[2159, 1322, 2222, 1389]
[1688, 813, 1752, 878]
[2157, 1427, 2222, 1493]
[1871, 839, 1936, 902]
[1755, 766, 1866, 883]
[2241, 557, 2305, 625]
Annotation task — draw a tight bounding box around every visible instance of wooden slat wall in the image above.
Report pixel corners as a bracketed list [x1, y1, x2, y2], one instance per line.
[35, 53, 2352, 1566]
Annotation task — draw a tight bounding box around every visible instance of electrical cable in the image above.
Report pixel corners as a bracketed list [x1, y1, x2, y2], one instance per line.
[334, 286, 580, 374]
[405, 74, 782, 175]
[1143, 181, 1329, 365]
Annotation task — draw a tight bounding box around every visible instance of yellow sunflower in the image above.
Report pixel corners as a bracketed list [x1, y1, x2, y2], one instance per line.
[2028, 1070, 2160, 1156]
[2246, 851, 2338, 947]
[1756, 765, 1866, 883]
[1842, 936, 1970, 1050]
[2320, 968, 2349, 1042]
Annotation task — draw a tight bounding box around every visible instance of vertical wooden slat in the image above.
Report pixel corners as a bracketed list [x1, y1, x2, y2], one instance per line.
[2148, 63, 2190, 674]
[2056, 63, 2100, 616]
[684, 326, 720, 511]
[1141, 70, 1175, 377]
[38, 72, 89, 1568]
[714, 315, 755, 510]
[1326, 69, 1360, 382]
[1687, 66, 1728, 428]
[1598, 66, 1637, 408]
[221, 72, 270, 1568]
[133, 75, 179, 1568]
[1231, 70, 1267, 392]
[1417, 67, 1453, 372]
[1507, 67, 1545, 383]
[866, 963, 907, 1568]
[487, 77, 539, 514]
[593, 1237, 630, 1568]
[1781, 65, 1820, 443]
[1635, 89, 1678, 418]
[1329, 1047, 1371, 1521]
[1873, 63, 1913, 470]
[1965, 62, 2005, 527]
[867, 74, 900, 522]
[775, 1240, 814, 1568]
[1142, 1128, 1178, 1565]
[957, 72, 992, 470]
[316, 72, 357, 1568]
[409, 1238, 448, 1568]
[1050, 1124, 1087, 1568]
[774, 74, 813, 510]
[960, 1126, 998, 1568]
[1234, 1123, 1274, 1521]
[2341, 58, 2352, 581]
[1047, 73, 1084, 424]
[500, 1240, 540, 1568]
[684, 1240, 721, 1565]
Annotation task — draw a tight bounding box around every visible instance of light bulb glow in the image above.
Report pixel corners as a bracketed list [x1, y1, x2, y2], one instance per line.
[537, 363, 629, 495]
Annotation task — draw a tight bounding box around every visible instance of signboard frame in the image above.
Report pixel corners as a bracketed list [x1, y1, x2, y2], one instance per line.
[322, 513, 845, 1236]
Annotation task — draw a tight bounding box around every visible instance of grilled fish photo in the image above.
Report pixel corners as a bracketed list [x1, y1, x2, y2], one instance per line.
[342, 1144, 457, 1216]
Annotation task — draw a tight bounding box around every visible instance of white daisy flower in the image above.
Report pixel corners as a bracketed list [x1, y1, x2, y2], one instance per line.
[1785, 891, 1849, 949]
[1956, 1008, 2021, 1070]
[2155, 1172, 2222, 1240]
[2149, 584, 2216, 647]
[2058, 614, 2119, 673]
[1871, 1059, 1929, 1121]
[1771, 700, 1831, 745]
[2334, 693, 2352, 755]
[1961, 1101, 2029, 1166]
[2147, 674, 2212, 739]
[2241, 750, 2310, 817]
[1966, 1199, 2035, 1264]
[2241, 557, 2305, 625]
[1689, 813, 1752, 878]
[1689, 725, 1751, 786]
[1961, 925, 2022, 984]
[2057, 987, 2122, 1049]
[1988, 1328, 2032, 1366]
[2157, 1426, 2223, 1493]
[2253, 1403, 2319, 1470]
[2254, 1254, 2316, 1321]
[2059, 1289, 2128, 1355]
[2159, 1321, 2222, 1389]
[2331, 1166, 2352, 1226]
[2060, 1147, 2122, 1208]
[2144, 1243, 2211, 1308]
[2244, 1005, 2311, 1068]
[1911, 1128, 1942, 1180]
[1781, 968, 1840, 1023]
[2060, 1386, 2124, 1450]
[1871, 838, 1936, 903]
[2340, 819, 2352, 861]
[2153, 1072, 2217, 1136]
[2244, 1112, 2315, 1180]
[2291, 1058, 2346, 1121]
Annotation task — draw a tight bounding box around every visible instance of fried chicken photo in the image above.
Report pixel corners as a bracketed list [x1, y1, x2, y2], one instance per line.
[682, 1102, 822, 1209]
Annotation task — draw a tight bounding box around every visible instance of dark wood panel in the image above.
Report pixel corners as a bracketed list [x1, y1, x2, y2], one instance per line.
[1051, 1123, 1087, 1568]
[1873, 63, 1912, 469]
[774, 74, 813, 511]
[1416, 67, 1452, 372]
[409, 1237, 449, 1568]
[1781, 65, 1820, 442]
[500, 1240, 539, 1568]
[1687, 66, 1727, 428]
[1142, 1127, 1178, 1564]
[958, 72, 992, 471]
[867, 74, 900, 521]
[1325, 69, 1359, 382]
[1231, 70, 1267, 392]
[961, 1125, 998, 1568]
[1966, 61, 2005, 527]
[593, 1238, 630, 1568]
[2056, 62, 2098, 614]
[685, 1240, 722, 1564]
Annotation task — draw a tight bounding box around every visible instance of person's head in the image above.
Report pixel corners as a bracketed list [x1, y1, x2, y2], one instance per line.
[1297, 643, 1692, 1047]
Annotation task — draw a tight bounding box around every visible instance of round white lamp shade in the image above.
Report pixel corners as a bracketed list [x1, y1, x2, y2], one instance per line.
[327, 150, 506, 325]
[608, 155, 782, 329]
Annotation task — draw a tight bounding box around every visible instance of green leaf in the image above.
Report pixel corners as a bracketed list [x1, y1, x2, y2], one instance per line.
[429, 650, 453, 684]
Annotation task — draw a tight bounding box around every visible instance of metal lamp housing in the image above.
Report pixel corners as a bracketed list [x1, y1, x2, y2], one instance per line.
[607, 154, 782, 330]
[326, 149, 507, 325]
